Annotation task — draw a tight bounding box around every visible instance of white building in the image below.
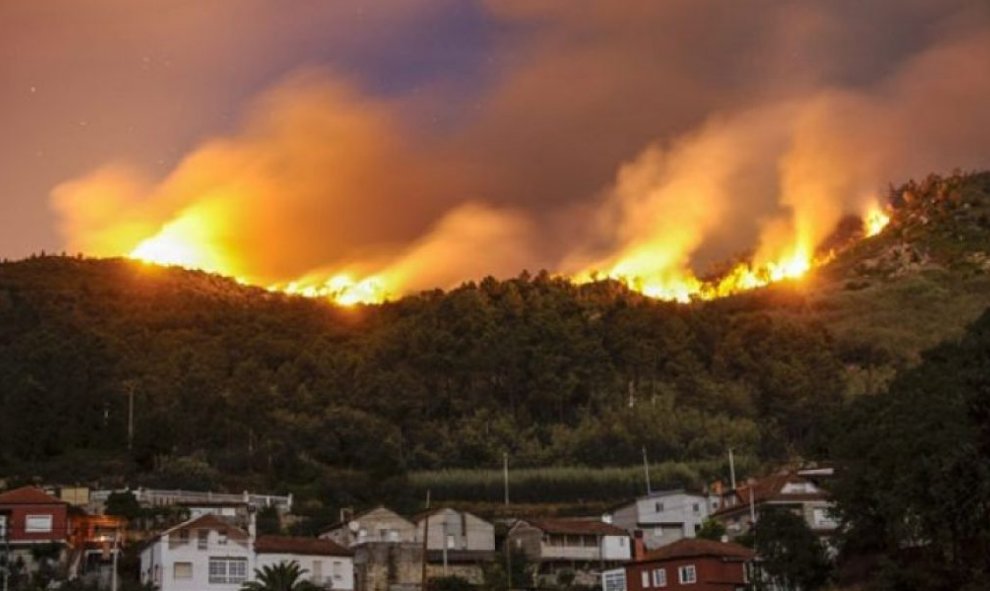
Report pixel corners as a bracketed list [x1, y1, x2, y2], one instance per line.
[604, 490, 716, 549]
[255, 535, 355, 591]
[141, 514, 254, 591]
[140, 515, 355, 591]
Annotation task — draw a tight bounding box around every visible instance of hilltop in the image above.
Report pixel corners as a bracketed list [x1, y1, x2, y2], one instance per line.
[1, 170, 989, 525]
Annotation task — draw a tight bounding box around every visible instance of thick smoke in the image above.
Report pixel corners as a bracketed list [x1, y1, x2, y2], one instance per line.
[50, 1, 990, 300]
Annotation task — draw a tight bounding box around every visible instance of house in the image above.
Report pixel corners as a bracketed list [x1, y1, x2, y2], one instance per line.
[255, 535, 355, 591]
[320, 506, 417, 547]
[67, 513, 127, 584]
[90, 488, 292, 515]
[606, 538, 755, 591]
[508, 518, 631, 587]
[414, 508, 496, 583]
[139, 510, 358, 591]
[321, 507, 421, 591]
[711, 470, 837, 541]
[140, 514, 254, 591]
[0, 486, 71, 574]
[604, 490, 717, 549]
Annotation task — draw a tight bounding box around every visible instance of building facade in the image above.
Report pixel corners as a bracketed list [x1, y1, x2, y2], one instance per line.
[415, 508, 496, 584]
[508, 518, 631, 587]
[605, 490, 716, 549]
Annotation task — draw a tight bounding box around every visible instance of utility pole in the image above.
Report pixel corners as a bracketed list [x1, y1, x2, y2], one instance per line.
[728, 448, 737, 491]
[441, 521, 448, 576]
[123, 381, 137, 452]
[421, 491, 430, 591]
[503, 452, 510, 506]
[111, 533, 119, 591]
[642, 447, 652, 495]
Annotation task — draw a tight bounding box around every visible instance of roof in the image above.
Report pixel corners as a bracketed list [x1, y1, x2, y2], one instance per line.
[0, 486, 66, 505]
[321, 505, 414, 534]
[638, 538, 755, 562]
[156, 514, 250, 541]
[713, 472, 827, 517]
[255, 535, 353, 557]
[523, 518, 628, 536]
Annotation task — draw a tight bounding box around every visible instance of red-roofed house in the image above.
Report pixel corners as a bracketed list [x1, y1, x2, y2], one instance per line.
[255, 535, 354, 591]
[711, 470, 837, 541]
[606, 538, 755, 591]
[508, 518, 631, 587]
[0, 486, 71, 575]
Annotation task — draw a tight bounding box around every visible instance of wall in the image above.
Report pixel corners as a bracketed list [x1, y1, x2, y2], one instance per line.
[625, 556, 747, 591]
[255, 553, 354, 591]
[353, 542, 423, 591]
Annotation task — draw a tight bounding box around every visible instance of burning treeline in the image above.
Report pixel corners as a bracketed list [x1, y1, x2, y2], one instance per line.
[50, 12, 990, 305]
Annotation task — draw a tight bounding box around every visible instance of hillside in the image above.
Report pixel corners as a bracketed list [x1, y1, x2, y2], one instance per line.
[1, 170, 989, 523]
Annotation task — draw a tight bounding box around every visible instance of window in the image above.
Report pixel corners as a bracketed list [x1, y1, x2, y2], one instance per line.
[198, 530, 209, 549]
[678, 565, 696, 585]
[654, 502, 664, 513]
[333, 561, 343, 580]
[218, 532, 228, 545]
[446, 534, 456, 549]
[640, 571, 650, 588]
[25, 515, 53, 533]
[651, 568, 666, 587]
[178, 530, 190, 542]
[0, 515, 6, 538]
[692, 503, 700, 513]
[603, 570, 626, 591]
[311, 560, 323, 582]
[209, 557, 247, 584]
[173, 562, 193, 579]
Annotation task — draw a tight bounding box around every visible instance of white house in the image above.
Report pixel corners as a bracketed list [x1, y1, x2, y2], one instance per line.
[604, 489, 716, 549]
[140, 514, 254, 591]
[140, 515, 355, 591]
[255, 536, 354, 591]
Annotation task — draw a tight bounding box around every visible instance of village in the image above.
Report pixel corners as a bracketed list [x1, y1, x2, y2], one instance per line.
[0, 466, 835, 591]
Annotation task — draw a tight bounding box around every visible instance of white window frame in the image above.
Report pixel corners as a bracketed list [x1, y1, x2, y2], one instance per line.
[652, 568, 666, 587]
[198, 529, 209, 549]
[641, 570, 651, 588]
[208, 557, 248, 584]
[678, 565, 696, 585]
[25, 515, 53, 533]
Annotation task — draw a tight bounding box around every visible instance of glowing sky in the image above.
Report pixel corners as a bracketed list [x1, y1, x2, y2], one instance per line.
[2, 1, 989, 293]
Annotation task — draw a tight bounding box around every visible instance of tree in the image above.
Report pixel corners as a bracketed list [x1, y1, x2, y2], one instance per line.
[427, 576, 473, 591]
[830, 308, 990, 590]
[241, 561, 318, 591]
[752, 508, 831, 591]
[696, 517, 726, 541]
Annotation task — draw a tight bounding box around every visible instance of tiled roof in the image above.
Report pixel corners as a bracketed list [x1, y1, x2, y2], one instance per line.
[639, 538, 754, 562]
[0, 486, 65, 505]
[713, 472, 827, 516]
[255, 535, 353, 557]
[159, 514, 250, 540]
[525, 518, 628, 536]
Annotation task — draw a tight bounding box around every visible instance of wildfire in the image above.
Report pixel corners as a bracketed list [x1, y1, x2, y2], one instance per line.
[275, 273, 390, 306]
[864, 206, 891, 237]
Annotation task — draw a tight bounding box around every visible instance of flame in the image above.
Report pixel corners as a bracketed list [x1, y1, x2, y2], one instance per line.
[275, 273, 389, 306]
[586, 245, 819, 304]
[864, 205, 890, 237]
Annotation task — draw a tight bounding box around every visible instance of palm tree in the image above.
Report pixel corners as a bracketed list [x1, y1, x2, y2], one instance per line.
[241, 560, 321, 591]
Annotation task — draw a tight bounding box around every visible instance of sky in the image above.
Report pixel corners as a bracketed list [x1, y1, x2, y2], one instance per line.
[2, 1, 990, 298]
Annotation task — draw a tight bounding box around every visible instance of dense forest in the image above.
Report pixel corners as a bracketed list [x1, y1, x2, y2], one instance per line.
[1, 171, 989, 523]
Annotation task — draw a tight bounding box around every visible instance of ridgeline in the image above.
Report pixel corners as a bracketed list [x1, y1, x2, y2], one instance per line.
[2, 170, 989, 527]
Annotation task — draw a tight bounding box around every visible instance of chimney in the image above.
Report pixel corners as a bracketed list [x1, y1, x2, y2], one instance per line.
[632, 530, 646, 561]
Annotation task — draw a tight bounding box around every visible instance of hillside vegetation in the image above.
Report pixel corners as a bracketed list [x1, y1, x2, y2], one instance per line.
[1, 170, 989, 523]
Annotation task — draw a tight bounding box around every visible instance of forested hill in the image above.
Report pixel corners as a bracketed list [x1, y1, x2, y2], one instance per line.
[1, 171, 989, 512]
